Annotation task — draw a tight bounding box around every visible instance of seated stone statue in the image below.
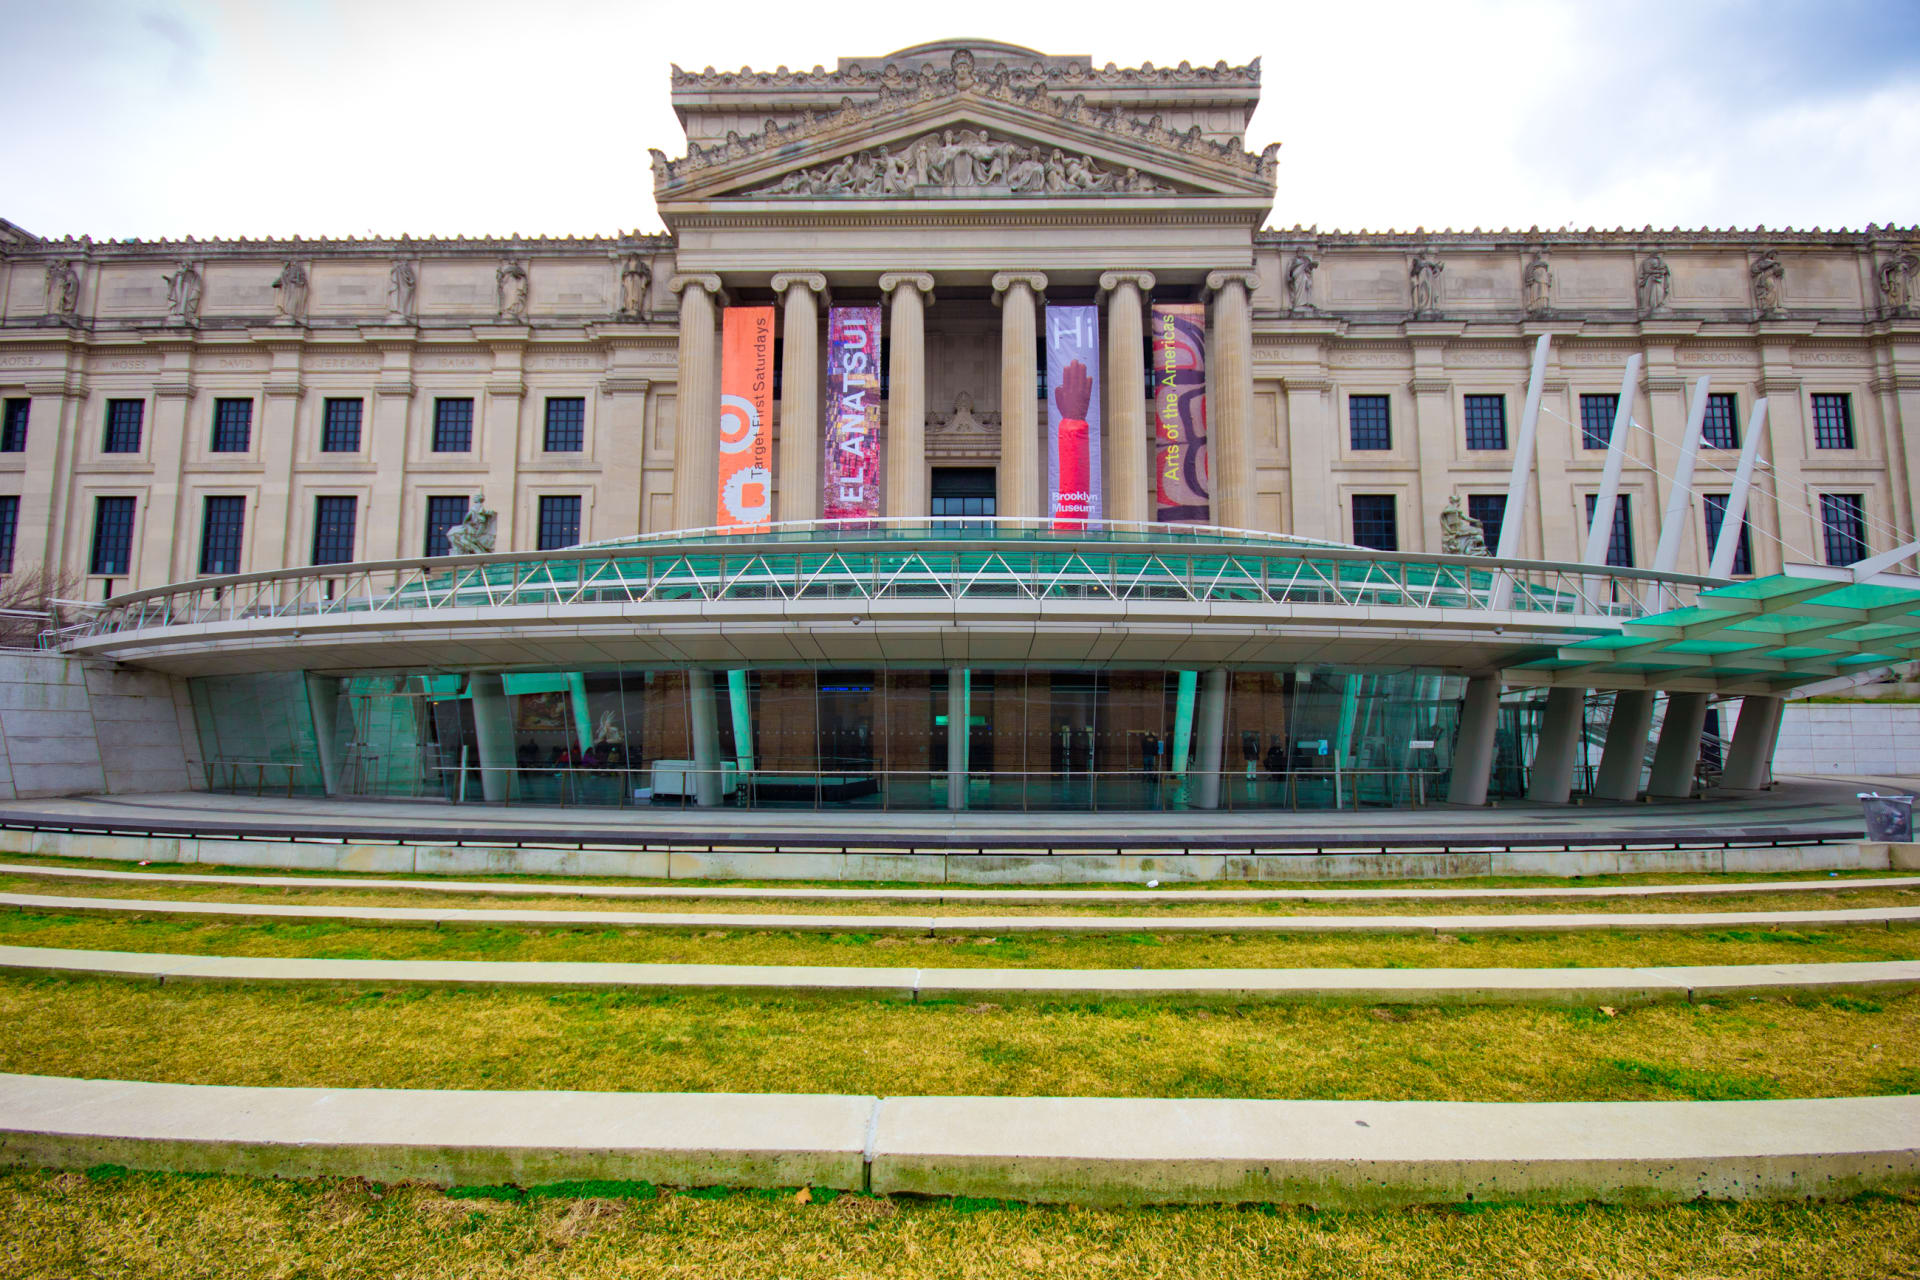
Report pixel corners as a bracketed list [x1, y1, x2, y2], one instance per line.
[1439, 495, 1489, 557]
[444, 494, 498, 555]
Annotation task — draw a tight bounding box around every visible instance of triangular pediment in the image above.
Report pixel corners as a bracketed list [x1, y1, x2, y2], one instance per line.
[651, 80, 1278, 206]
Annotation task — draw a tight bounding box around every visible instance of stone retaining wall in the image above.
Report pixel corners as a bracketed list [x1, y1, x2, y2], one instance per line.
[0, 653, 199, 801]
[1775, 702, 1920, 777]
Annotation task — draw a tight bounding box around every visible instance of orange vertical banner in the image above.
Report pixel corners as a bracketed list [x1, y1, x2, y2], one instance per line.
[717, 305, 776, 531]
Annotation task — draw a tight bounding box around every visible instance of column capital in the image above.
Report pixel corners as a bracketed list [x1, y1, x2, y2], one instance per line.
[991, 271, 1047, 305]
[668, 273, 727, 306]
[1202, 269, 1260, 301]
[879, 272, 936, 305]
[1097, 270, 1157, 298]
[771, 272, 830, 302]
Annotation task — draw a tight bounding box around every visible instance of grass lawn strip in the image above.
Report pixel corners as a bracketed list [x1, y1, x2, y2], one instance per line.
[5, 860, 1917, 905]
[2, 1171, 1914, 1280]
[2, 975, 1914, 1102]
[0, 847, 1899, 891]
[3, 878, 1917, 921]
[2, 911, 1915, 969]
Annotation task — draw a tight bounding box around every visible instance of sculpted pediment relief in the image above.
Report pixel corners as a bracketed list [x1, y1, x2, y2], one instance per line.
[652, 58, 1278, 205]
[748, 128, 1174, 198]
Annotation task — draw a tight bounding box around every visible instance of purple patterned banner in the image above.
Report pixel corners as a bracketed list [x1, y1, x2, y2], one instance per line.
[1151, 303, 1210, 524]
[823, 306, 883, 520]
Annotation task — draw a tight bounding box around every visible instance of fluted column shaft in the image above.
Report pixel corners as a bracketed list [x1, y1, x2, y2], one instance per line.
[772, 273, 827, 523]
[1207, 270, 1258, 530]
[670, 274, 723, 531]
[1100, 272, 1154, 525]
[880, 273, 934, 519]
[994, 272, 1047, 520]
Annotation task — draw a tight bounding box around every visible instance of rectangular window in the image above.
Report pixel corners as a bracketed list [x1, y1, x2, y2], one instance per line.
[1351, 494, 1398, 552]
[90, 496, 136, 576]
[1701, 393, 1739, 449]
[210, 398, 252, 453]
[1584, 493, 1635, 567]
[425, 495, 469, 557]
[1348, 395, 1391, 451]
[1820, 493, 1868, 566]
[199, 496, 245, 575]
[432, 398, 474, 452]
[537, 495, 581, 550]
[1, 399, 28, 453]
[1467, 494, 1507, 555]
[1579, 394, 1619, 450]
[0, 495, 17, 573]
[1812, 393, 1855, 449]
[321, 398, 363, 453]
[103, 400, 143, 454]
[1463, 395, 1507, 450]
[312, 496, 358, 565]
[543, 397, 586, 452]
[1701, 493, 1754, 576]
[931, 467, 996, 520]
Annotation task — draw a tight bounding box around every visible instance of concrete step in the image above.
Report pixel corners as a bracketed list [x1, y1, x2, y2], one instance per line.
[2, 1073, 1912, 1206]
[4, 945, 1914, 1005]
[5, 890, 1919, 935]
[5, 860, 1916, 903]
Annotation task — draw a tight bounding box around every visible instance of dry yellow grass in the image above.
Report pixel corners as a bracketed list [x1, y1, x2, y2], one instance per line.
[0, 1170, 1914, 1280]
[2, 975, 1914, 1102]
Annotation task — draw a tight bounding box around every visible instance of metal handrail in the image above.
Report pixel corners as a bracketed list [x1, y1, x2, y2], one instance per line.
[68, 520, 1719, 644]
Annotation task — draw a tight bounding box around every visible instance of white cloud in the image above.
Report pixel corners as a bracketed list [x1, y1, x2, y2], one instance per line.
[0, 0, 1912, 238]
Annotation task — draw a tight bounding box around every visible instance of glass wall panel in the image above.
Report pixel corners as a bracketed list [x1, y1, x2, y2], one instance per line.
[885, 669, 939, 809]
[191, 664, 1469, 812]
[190, 671, 325, 796]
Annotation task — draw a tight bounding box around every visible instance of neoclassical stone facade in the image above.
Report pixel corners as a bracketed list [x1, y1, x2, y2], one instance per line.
[2, 39, 1919, 597]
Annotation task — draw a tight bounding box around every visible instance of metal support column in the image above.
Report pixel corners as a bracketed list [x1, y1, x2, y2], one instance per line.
[1720, 695, 1785, 790]
[467, 673, 518, 803]
[946, 667, 970, 812]
[1193, 668, 1228, 810]
[1648, 692, 1710, 800]
[1525, 686, 1586, 803]
[1593, 689, 1656, 801]
[688, 669, 722, 808]
[1446, 675, 1502, 806]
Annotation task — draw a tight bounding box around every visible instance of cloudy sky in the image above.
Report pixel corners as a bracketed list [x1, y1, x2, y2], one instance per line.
[2, 0, 1916, 241]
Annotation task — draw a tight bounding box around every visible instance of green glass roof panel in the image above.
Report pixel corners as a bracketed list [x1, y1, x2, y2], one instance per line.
[1767, 645, 1846, 661]
[1803, 581, 1920, 610]
[1700, 576, 1817, 601]
[1664, 639, 1769, 655]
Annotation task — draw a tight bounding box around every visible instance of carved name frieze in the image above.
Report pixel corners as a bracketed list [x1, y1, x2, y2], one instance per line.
[749, 128, 1172, 197]
[672, 55, 1260, 93]
[416, 354, 486, 371]
[308, 354, 381, 371]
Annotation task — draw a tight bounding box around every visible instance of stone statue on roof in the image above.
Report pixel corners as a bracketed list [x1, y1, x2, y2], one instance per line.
[444, 493, 498, 555]
[1440, 495, 1489, 557]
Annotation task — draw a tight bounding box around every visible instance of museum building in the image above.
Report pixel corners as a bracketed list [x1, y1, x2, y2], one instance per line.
[4, 40, 1920, 813]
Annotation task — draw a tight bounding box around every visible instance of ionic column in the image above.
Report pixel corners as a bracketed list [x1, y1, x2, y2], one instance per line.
[993, 272, 1047, 520]
[669, 274, 725, 531]
[880, 272, 935, 519]
[1099, 271, 1155, 525]
[771, 273, 828, 523]
[1205, 269, 1259, 531]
